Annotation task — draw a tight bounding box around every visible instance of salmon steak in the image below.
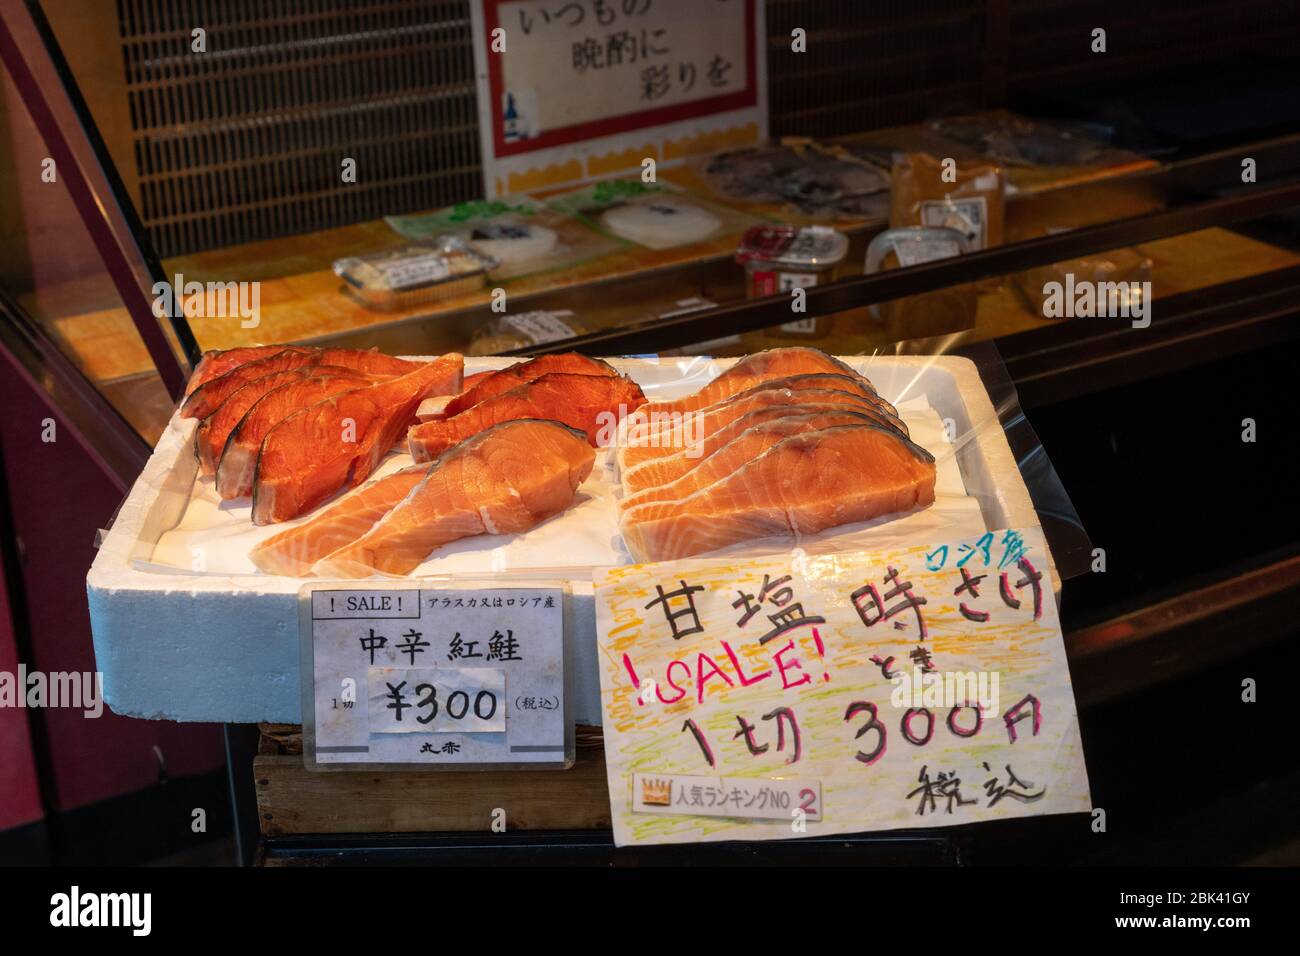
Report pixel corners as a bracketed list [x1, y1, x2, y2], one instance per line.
[251, 353, 464, 524]
[637, 347, 872, 415]
[316, 419, 595, 578]
[316, 348, 426, 378]
[195, 366, 372, 476]
[617, 384, 905, 472]
[217, 371, 375, 499]
[619, 423, 937, 563]
[621, 372, 902, 457]
[249, 465, 429, 576]
[407, 372, 645, 463]
[185, 345, 311, 396]
[181, 348, 324, 420]
[439, 353, 618, 419]
[620, 408, 904, 500]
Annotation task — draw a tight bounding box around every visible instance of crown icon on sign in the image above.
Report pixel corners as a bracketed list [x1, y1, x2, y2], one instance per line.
[641, 777, 672, 806]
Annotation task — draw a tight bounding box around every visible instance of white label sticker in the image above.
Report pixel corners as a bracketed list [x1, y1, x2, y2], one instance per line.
[502, 310, 577, 344]
[631, 773, 823, 821]
[893, 238, 962, 268]
[304, 585, 566, 767]
[920, 197, 988, 250]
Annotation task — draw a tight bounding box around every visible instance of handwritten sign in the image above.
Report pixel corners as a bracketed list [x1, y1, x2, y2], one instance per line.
[301, 585, 570, 769]
[471, 0, 767, 195]
[593, 527, 1090, 845]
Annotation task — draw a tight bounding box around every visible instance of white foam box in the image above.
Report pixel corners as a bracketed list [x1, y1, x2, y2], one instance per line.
[88, 355, 1051, 723]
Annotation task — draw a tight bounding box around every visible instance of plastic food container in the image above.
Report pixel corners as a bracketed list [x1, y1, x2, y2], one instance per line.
[865, 226, 976, 339]
[334, 238, 499, 311]
[735, 225, 849, 337]
[736, 225, 849, 297]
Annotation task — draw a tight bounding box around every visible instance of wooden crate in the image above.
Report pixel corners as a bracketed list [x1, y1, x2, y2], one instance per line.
[254, 724, 612, 836]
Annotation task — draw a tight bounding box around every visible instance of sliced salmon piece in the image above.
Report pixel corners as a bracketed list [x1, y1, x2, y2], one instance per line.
[315, 420, 595, 578]
[415, 370, 495, 422]
[621, 408, 904, 498]
[251, 353, 463, 524]
[197, 368, 318, 475]
[407, 372, 645, 463]
[195, 366, 376, 475]
[622, 373, 901, 456]
[185, 345, 313, 396]
[317, 348, 426, 378]
[638, 348, 872, 415]
[182, 348, 324, 419]
[620, 423, 937, 563]
[617, 384, 905, 472]
[249, 465, 429, 576]
[217, 371, 374, 499]
[441, 354, 618, 418]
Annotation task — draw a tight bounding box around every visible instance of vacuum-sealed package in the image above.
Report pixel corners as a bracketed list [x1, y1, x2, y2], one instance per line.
[890, 152, 1006, 251]
[865, 226, 977, 340]
[929, 113, 1110, 168]
[468, 309, 587, 355]
[1014, 245, 1153, 319]
[333, 238, 498, 310]
[698, 140, 891, 220]
[547, 179, 763, 250]
[384, 196, 625, 281]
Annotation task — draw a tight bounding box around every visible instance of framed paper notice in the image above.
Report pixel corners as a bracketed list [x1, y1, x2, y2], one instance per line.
[471, 0, 767, 196]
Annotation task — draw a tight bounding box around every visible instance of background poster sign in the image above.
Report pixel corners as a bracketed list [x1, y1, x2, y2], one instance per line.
[471, 0, 767, 195]
[593, 527, 1091, 846]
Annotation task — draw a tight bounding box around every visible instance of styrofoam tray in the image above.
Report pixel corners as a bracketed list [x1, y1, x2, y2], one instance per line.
[88, 355, 1048, 723]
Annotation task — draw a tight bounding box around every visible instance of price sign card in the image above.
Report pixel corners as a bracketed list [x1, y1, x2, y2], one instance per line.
[300, 583, 571, 770]
[593, 527, 1091, 846]
[470, 0, 767, 196]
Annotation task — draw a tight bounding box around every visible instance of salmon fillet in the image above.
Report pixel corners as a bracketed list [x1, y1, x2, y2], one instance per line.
[620, 408, 905, 500]
[619, 423, 937, 563]
[249, 465, 429, 576]
[408, 372, 646, 463]
[638, 347, 872, 415]
[217, 372, 374, 499]
[316, 419, 595, 578]
[185, 345, 312, 396]
[251, 353, 464, 524]
[440, 354, 618, 418]
[195, 366, 371, 476]
[317, 348, 425, 378]
[617, 384, 905, 472]
[181, 348, 323, 419]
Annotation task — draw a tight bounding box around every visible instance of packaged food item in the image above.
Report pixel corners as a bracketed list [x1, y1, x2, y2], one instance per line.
[602, 199, 721, 248]
[890, 152, 1005, 252]
[548, 180, 762, 251]
[735, 225, 848, 338]
[701, 141, 890, 219]
[334, 238, 497, 310]
[1014, 246, 1153, 319]
[385, 196, 624, 281]
[865, 226, 976, 340]
[930, 114, 1109, 167]
[467, 310, 587, 355]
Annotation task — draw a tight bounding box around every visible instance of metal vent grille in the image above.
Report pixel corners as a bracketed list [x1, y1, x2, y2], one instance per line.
[766, 0, 987, 140]
[118, 0, 481, 257]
